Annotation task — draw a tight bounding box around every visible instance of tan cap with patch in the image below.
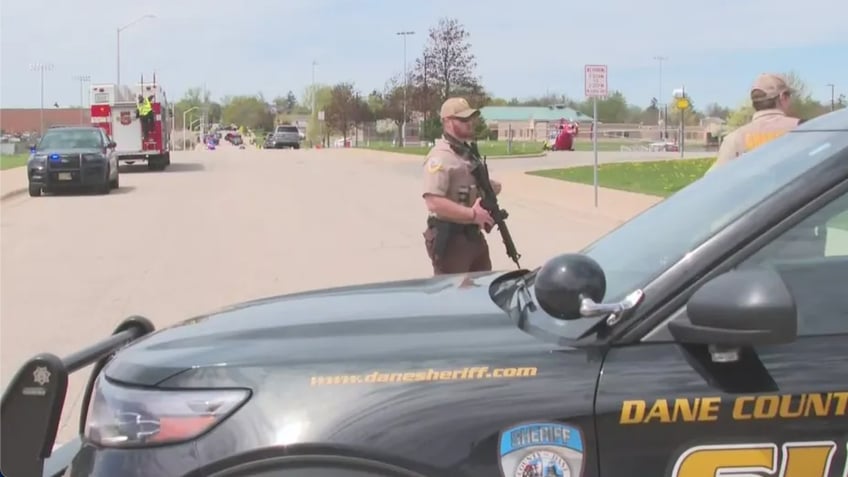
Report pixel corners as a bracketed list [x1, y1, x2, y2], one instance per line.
[440, 97, 479, 119]
[751, 73, 791, 100]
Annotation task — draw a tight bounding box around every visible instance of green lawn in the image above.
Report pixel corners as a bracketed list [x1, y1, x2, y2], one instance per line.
[528, 158, 717, 198]
[361, 140, 545, 157]
[0, 154, 29, 170]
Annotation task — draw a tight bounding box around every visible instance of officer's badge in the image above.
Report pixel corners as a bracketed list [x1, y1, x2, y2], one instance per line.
[498, 422, 584, 477]
[426, 157, 443, 173]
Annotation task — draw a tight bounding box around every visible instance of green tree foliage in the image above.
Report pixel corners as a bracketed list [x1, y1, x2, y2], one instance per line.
[409, 17, 483, 113]
[173, 87, 221, 128]
[324, 82, 369, 140]
[220, 95, 275, 131]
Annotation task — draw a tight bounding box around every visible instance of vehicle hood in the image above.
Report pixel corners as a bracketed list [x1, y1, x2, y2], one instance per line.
[104, 271, 551, 386]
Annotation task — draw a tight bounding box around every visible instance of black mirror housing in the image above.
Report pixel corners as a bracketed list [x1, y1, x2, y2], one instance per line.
[534, 253, 606, 320]
[668, 268, 797, 346]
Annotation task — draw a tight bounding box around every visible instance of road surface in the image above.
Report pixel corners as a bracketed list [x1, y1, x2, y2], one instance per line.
[0, 143, 670, 444]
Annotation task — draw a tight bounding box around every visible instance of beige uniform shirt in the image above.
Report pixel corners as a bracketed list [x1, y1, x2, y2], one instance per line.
[422, 139, 480, 216]
[710, 109, 800, 171]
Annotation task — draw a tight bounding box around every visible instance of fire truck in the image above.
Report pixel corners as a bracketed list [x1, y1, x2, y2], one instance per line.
[89, 74, 172, 171]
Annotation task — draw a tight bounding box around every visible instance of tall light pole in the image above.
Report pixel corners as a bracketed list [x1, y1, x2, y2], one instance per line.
[73, 74, 91, 124]
[653, 55, 668, 140]
[397, 31, 415, 147]
[827, 83, 835, 111]
[311, 60, 318, 146]
[29, 62, 54, 135]
[182, 106, 199, 150]
[117, 14, 156, 91]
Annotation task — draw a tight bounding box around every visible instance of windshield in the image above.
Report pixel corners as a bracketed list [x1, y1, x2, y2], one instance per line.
[38, 129, 103, 150]
[276, 126, 298, 133]
[581, 127, 848, 303]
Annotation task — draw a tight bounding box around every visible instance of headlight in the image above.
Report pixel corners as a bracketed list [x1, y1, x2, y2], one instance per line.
[83, 375, 250, 448]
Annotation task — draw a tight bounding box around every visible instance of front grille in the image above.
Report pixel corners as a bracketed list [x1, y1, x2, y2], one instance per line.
[47, 154, 81, 171]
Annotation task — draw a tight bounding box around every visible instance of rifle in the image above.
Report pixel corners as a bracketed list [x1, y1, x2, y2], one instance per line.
[444, 133, 522, 268]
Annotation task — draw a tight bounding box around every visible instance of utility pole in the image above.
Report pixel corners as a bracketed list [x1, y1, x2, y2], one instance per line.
[397, 31, 415, 147]
[653, 55, 668, 140]
[29, 62, 54, 135]
[827, 83, 835, 111]
[73, 75, 91, 124]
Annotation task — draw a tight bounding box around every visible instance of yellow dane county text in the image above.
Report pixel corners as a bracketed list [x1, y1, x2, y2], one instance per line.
[620, 391, 848, 424]
[310, 366, 538, 386]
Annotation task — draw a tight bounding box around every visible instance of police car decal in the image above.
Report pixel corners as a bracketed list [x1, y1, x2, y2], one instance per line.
[498, 422, 585, 477]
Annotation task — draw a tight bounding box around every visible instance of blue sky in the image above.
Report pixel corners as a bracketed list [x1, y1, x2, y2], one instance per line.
[2, 0, 846, 110]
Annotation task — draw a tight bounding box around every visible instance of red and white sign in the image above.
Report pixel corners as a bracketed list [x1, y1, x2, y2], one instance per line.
[584, 64, 608, 98]
[120, 111, 132, 125]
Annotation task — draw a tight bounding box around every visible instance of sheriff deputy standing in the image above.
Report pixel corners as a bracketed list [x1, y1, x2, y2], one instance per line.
[708, 73, 801, 173]
[421, 97, 502, 275]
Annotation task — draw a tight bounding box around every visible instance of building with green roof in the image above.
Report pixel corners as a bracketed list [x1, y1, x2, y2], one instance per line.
[479, 105, 594, 141]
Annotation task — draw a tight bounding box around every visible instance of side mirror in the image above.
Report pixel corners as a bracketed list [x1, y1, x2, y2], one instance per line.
[108, 141, 117, 148]
[667, 268, 797, 361]
[534, 253, 643, 321]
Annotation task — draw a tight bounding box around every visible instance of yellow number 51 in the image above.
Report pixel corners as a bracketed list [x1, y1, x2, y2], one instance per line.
[672, 441, 846, 477]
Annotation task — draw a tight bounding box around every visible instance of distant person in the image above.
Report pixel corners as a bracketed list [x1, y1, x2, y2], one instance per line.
[709, 73, 801, 172]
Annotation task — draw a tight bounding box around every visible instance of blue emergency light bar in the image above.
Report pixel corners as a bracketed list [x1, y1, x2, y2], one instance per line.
[49, 153, 60, 161]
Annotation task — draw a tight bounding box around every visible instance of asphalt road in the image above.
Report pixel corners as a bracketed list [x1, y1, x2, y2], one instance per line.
[0, 143, 674, 444]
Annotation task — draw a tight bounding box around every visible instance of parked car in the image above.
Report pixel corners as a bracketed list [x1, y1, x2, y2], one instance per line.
[272, 124, 301, 149]
[27, 126, 120, 197]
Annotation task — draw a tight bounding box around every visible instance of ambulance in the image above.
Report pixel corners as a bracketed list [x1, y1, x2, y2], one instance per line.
[89, 74, 172, 170]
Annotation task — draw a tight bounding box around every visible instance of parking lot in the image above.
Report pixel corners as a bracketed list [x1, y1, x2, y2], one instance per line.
[0, 144, 681, 443]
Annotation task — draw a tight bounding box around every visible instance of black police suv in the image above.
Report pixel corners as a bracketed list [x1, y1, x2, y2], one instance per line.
[27, 126, 120, 197]
[3, 109, 848, 477]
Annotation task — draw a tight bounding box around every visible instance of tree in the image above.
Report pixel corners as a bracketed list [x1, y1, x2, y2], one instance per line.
[173, 87, 221, 128]
[409, 17, 481, 110]
[366, 89, 386, 120]
[220, 95, 275, 131]
[285, 91, 297, 113]
[302, 84, 333, 144]
[325, 82, 363, 141]
[381, 76, 410, 134]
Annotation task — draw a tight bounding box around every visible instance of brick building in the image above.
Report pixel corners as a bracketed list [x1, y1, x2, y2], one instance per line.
[0, 108, 91, 135]
[479, 105, 594, 141]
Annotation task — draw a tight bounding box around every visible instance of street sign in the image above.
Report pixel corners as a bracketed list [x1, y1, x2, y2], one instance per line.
[584, 65, 608, 98]
[676, 98, 690, 110]
[318, 110, 325, 121]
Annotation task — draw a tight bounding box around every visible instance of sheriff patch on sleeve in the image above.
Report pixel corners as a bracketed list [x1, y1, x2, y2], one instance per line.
[426, 157, 443, 173]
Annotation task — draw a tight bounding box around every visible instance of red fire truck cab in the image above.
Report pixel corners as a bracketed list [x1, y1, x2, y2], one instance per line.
[90, 77, 172, 171]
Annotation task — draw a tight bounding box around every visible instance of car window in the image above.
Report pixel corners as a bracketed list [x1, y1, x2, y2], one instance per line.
[578, 128, 848, 304]
[276, 126, 298, 133]
[737, 189, 848, 336]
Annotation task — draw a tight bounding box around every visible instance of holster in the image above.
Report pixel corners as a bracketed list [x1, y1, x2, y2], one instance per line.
[427, 217, 481, 257]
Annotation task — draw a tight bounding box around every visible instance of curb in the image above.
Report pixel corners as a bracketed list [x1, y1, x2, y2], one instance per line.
[488, 152, 548, 160]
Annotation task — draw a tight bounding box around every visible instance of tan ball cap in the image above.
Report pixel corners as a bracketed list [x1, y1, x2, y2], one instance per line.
[440, 97, 479, 119]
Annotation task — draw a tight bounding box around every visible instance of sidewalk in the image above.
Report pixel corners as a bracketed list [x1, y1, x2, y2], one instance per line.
[0, 167, 28, 201]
